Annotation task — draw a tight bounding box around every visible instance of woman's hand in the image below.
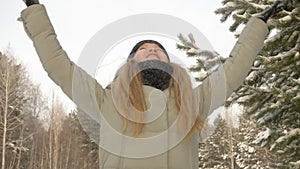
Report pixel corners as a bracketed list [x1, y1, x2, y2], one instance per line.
[256, 0, 284, 22]
[23, 0, 40, 7]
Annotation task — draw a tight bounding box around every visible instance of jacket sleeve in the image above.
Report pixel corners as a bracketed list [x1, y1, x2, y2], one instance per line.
[18, 4, 106, 116]
[197, 17, 269, 120]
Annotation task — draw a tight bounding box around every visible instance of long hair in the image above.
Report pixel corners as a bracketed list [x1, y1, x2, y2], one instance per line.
[111, 59, 204, 137]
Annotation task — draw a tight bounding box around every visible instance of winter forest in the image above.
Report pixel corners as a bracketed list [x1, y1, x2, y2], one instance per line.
[0, 0, 299, 169]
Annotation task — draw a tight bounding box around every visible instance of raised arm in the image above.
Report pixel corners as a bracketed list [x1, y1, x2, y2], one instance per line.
[198, 1, 283, 120]
[197, 17, 269, 120]
[18, 2, 106, 116]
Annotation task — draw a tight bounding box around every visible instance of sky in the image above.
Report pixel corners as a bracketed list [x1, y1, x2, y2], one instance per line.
[0, 0, 237, 110]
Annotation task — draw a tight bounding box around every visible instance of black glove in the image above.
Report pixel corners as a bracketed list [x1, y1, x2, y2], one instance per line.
[25, 0, 40, 7]
[256, 0, 284, 22]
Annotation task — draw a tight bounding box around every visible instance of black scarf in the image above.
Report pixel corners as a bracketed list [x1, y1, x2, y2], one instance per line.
[138, 60, 173, 91]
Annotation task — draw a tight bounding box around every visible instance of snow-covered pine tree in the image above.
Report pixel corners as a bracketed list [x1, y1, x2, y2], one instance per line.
[177, 1, 299, 168]
[214, 0, 299, 168]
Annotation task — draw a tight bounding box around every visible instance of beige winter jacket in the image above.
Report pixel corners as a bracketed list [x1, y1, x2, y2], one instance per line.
[19, 4, 269, 169]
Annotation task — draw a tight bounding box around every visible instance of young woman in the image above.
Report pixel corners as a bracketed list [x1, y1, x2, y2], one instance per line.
[19, 0, 281, 168]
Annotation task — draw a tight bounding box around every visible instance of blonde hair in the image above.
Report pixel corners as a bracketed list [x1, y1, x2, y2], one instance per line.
[112, 59, 204, 137]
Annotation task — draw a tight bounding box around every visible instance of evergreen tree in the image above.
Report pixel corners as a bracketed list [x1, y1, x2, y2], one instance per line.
[60, 109, 99, 169]
[178, 0, 299, 168]
[215, 0, 300, 167]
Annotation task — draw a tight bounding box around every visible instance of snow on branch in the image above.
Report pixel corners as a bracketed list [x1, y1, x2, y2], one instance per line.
[279, 15, 293, 23]
[270, 128, 300, 151]
[252, 128, 272, 145]
[177, 33, 199, 51]
[277, 8, 300, 23]
[264, 31, 281, 44]
[248, 2, 268, 10]
[290, 160, 300, 168]
[225, 2, 236, 8]
[233, 13, 248, 20]
[292, 77, 300, 85]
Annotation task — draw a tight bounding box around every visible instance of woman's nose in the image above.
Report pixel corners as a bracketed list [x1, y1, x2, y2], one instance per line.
[148, 48, 158, 52]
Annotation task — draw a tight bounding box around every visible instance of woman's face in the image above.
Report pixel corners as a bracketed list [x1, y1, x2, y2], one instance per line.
[133, 43, 169, 63]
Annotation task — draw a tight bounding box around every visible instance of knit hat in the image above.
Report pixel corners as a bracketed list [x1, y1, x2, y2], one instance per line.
[127, 40, 170, 61]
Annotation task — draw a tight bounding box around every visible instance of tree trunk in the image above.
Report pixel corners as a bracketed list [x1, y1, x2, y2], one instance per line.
[16, 124, 25, 169]
[1, 68, 9, 169]
[40, 133, 46, 169]
[49, 127, 53, 169]
[29, 137, 35, 169]
[64, 135, 72, 169]
[226, 106, 235, 169]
